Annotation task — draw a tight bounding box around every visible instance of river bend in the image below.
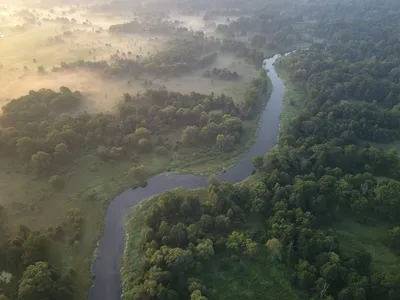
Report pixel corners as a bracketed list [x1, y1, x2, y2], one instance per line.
[88, 54, 285, 300]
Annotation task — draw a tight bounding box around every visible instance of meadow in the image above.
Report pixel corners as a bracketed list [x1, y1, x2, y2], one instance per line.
[0, 3, 274, 298]
[333, 220, 400, 273]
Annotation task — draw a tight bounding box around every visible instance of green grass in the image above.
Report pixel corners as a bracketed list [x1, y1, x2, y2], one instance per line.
[201, 254, 304, 300]
[121, 193, 155, 295]
[158, 57, 261, 105]
[0, 150, 172, 299]
[333, 219, 400, 272]
[274, 61, 307, 134]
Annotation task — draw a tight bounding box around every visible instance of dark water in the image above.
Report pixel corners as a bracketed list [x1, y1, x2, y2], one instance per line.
[88, 54, 285, 300]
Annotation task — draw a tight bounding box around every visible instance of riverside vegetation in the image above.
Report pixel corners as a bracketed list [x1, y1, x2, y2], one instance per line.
[0, 1, 276, 298]
[0, 72, 269, 299]
[4, 0, 400, 299]
[122, 0, 400, 299]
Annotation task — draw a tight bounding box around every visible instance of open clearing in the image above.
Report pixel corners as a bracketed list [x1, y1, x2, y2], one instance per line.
[274, 60, 307, 134]
[153, 54, 261, 104]
[333, 219, 400, 273]
[201, 255, 304, 300]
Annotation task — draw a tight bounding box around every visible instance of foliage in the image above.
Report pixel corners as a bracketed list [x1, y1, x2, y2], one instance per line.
[203, 68, 239, 81]
[126, 165, 147, 182]
[123, 1, 400, 299]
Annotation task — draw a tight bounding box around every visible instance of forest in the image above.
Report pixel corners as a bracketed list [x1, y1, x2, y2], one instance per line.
[122, 0, 400, 300]
[0, 80, 269, 299]
[3, 0, 400, 299]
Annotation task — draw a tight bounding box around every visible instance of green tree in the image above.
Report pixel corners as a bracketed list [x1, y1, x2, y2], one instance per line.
[181, 126, 200, 145]
[18, 262, 53, 300]
[134, 127, 151, 139]
[387, 227, 400, 253]
[195, 239, 214, 261]
[190, 290, 208, 300]
[123, 133, 138, 147]
[31, 151, 52, 174]
[109, 147, 124, 159]
[54, 143, 71, 164]
[295, 260, 317, 290]
[138, 138, 151, 152]
[252, 155, 264, 169]
[266, 238, 283, 261]
[155, 146, 168, 156]
[97, 145, 109, 160]
[127, 165, 147, 182]
[16, 137, 36, 161]
[216, 134, 226, 150]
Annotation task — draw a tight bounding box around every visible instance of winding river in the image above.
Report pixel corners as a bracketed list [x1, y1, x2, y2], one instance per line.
[88, 54, 286, 300]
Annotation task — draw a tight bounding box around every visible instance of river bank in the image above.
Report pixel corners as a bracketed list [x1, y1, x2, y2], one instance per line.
[88, 54, 286, 300]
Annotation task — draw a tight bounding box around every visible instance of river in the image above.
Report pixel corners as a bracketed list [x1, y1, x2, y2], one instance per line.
[88, 53, 285, 300]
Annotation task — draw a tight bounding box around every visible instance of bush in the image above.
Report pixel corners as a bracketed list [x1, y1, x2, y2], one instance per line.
[97, 145, 110, 160]
[126, 165, 147, 182]
[155, 146, 169, 156]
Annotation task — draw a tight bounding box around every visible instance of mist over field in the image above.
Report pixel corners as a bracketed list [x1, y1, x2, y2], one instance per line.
[3, 1, 400, 300]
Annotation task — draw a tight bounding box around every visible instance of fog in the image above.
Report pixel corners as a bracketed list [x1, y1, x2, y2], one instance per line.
[0, 1, 258, 114]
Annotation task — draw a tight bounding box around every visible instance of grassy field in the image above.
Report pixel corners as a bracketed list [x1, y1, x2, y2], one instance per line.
[0, 23, 159, 109]
[274, 60, 307, 134]
[157, 55, 261, 105]
[333, 219, 400, 273]
[201, 254, 304, 300]
[0, 149, 172, 297]
[0, 8, 160, 106]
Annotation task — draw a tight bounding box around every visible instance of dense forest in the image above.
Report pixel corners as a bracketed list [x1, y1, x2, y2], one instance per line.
[123, 0, 400, 299]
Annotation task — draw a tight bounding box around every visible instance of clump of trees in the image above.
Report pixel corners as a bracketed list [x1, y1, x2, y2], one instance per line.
[220, 39, 265, 67]
[52, 33, 220, 78]
[0, 206, 76, 299]
[1, 87, 83, 128]
[109, 19, 180, 35]
[203, 68, 239, 81]
[0, 75, 269, 177]
[124, 0, 400, 299]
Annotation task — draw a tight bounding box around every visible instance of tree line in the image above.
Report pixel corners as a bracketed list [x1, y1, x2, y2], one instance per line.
[0, 72, 269, 175]
[51, 34, 265, 78]
[124, 0, 400, 299]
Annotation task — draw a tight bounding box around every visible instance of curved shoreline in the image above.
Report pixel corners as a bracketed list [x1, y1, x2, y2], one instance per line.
[88, 54, 285, 300]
